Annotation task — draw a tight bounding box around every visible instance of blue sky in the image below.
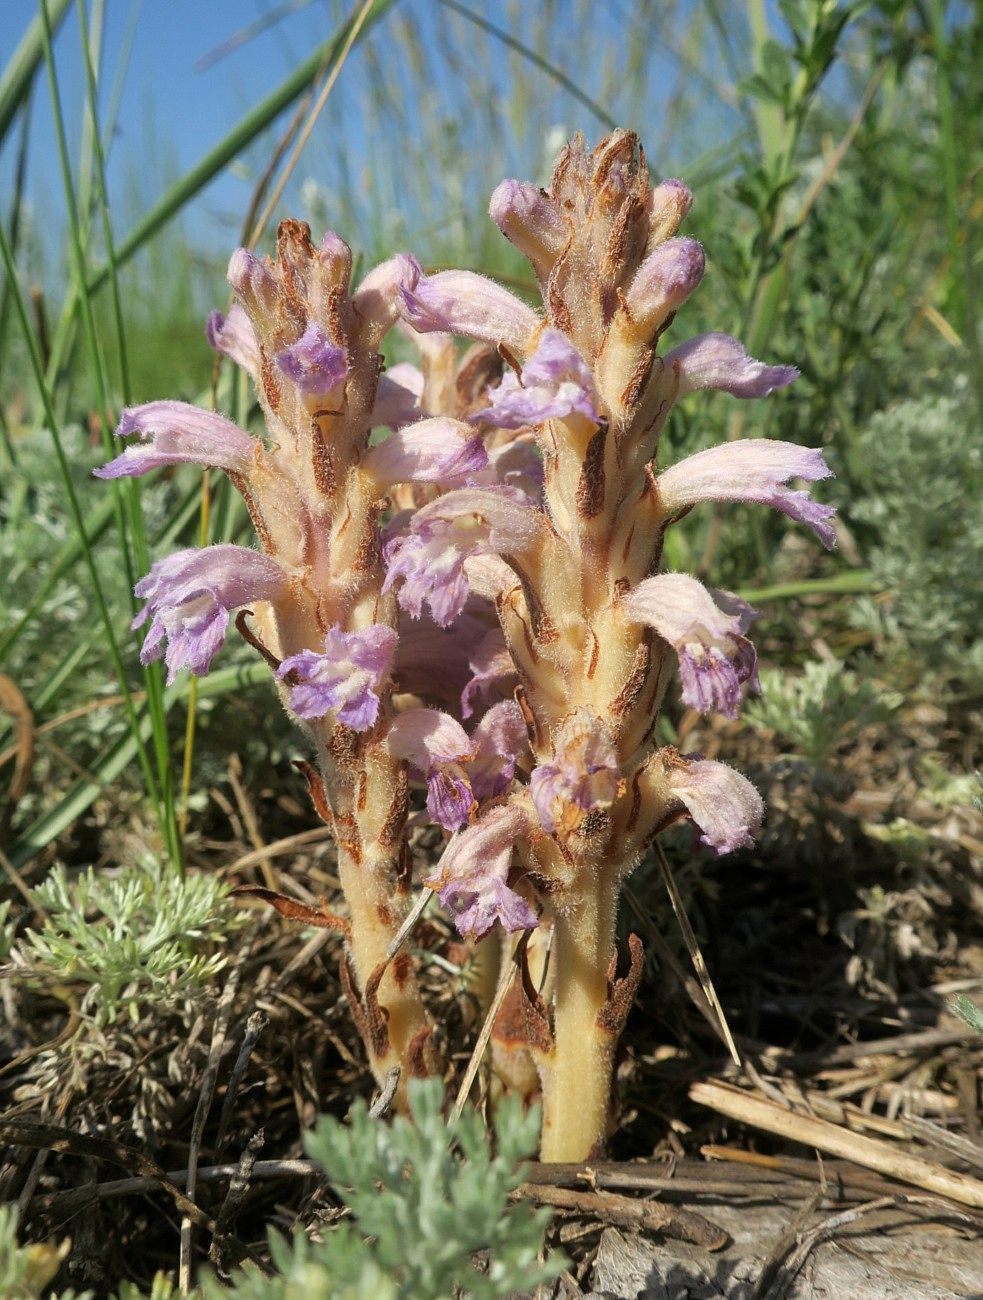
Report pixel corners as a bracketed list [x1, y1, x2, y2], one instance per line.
[2, 1, 825, 280]
[2, 2, 369, 244]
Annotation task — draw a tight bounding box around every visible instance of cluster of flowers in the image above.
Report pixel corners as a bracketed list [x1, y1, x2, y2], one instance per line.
[96, 131, 833, 1160]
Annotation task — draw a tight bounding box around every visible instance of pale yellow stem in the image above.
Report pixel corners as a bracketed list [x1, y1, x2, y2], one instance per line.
[540, 880, 620, 1162]
[336, 849, 435, 1096]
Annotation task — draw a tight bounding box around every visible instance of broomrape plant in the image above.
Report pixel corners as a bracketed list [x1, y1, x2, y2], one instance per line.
[97, 129, 834, 1160]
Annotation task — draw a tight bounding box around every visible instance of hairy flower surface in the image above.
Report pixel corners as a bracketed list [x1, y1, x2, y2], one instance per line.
[383, 489, 542, 626]
[95, 402, 254, 479]
[529, 711, 621, 836]
[474, 330, 600, 428]
[425, 803, 538, 938]
[133, 545, 287, 684]
[274, 321, 348, 395]
[276, 624, 397, 729]
[399, 269, 539, 353]
[665, 754, 764, 855]
[626, 574, 759, 718]
[658, 439, 836, 546]
[206, 304, 260, 377]
[388, 708, 477, 831]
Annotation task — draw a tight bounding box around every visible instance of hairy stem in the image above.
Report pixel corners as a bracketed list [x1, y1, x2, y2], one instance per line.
[336, 848, 435, 1096]
[540, 878, 620, 1162]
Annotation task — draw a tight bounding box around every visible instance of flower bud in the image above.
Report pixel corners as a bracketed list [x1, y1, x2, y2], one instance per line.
[647, 178, 693, 247]
[489, 179, 566, 277]
[624, 237, 705, 338]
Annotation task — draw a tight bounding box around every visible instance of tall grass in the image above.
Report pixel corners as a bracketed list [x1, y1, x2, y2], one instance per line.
[1, 0, 980, 876]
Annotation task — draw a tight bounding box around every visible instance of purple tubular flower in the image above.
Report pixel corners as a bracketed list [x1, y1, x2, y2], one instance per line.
[624, 238, 705, 334]
[461, 626, 516, 718]
[206, 304, 260, 377]
[658, 439, 836, 548]
[467, 699, 529, 799]
[399, 269, 539, 355]
[625, 573, 760, 719]
[383, 488, 542, 627]
[364, 418, 488, 489]
[132, 545, 287, 685]
[275, 623, 397, 730]
[94, 402, 254, 480]
[351, 254, 423, 340]
[473, 330, 600, 429]
[664, 332, 799, 398]
[370, 364, 425, 428]
[488, 179, 567, 274]
[529, 710, 621, 836]
[387, 707, 476, 831]
[425, 803, 538, 939]
[274, 322, 347, 396]
[666, 756, 764, 855]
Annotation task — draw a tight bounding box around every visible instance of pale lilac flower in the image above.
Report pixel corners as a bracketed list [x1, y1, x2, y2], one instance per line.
[658, 438, 836, 548]
[666, 755, 764, 855]
[206, 304, 260, 377]
[467, 699, 529, 800]
[370, 364, 425, 428]
[624, 238, 705, 335]
[94, 402, 254, 480]
[133, 545, 287, 685]
[425, 802, 538, 938]
[473, 330, 600, 429]
[383, 488, 542, 627]
[488, 179, 566, 274]
[387, 707, 476, 831]
[625, 573, 759, 718]
[275, 624, 397, 730]
[274, 322, 347, 396]
[665, 332, 799, 398]
[530, 710, 621, 835]
[364, 418, 488, 489]
[399, 269, 539, 355]
[467, 437, 545, 505]
[461, 625, 516, 718]
[351, 253, 422, 340]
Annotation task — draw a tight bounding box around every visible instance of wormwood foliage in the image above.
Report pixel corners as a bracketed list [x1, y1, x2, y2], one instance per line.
[206, 1080, 562, 1300]
[744, 660, 902, 767]
[11, 859, 241, 1026]
[849, 387, 983, 684]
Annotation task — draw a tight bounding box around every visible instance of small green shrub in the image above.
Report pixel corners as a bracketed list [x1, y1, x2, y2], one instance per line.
[848, 387, 983, 684]
[12, 859, 242, 1026]
[206, 1079, 562, 1300]
[744, 660, 901, 766]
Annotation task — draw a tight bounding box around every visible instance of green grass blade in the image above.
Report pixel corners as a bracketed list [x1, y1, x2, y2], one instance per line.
[0, 0, 72, 145]
[84, 0, 396, 295]
[739, 572, 875, 603]
[5, 660, 270, 870]
[38, 0, 182, 865]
